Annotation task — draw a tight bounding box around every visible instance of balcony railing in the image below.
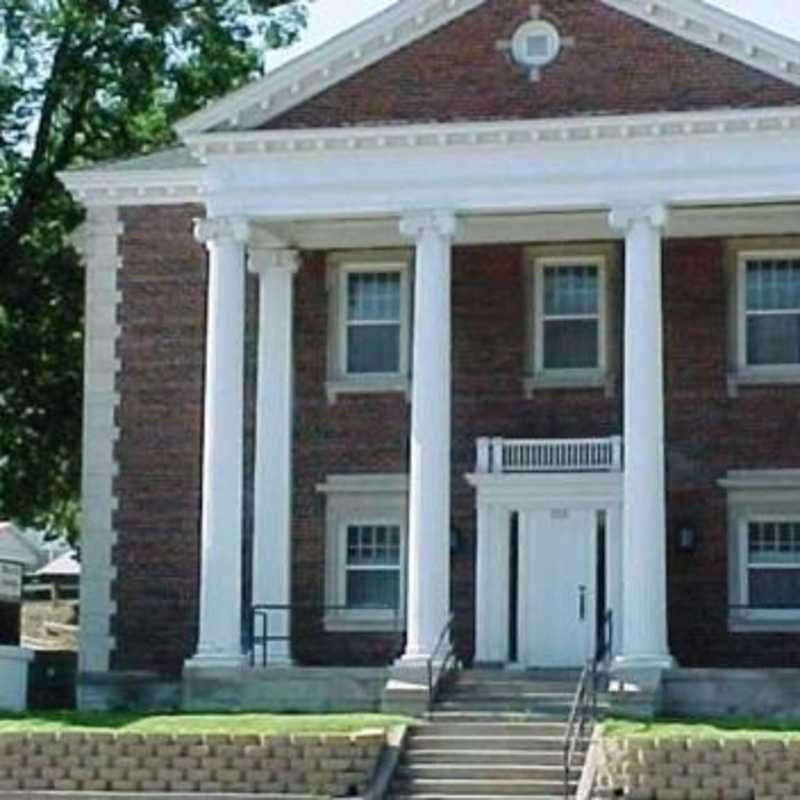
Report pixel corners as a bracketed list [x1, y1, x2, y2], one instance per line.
[475, 436, 623, 474]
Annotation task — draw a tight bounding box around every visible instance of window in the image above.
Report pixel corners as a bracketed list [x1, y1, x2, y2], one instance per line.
[746, 520, 800, 609]
[344, 270, 403, 375]
[345, 524, 402, 610]
[511, 20, 561, 69]
[721, 470, 800, 632]
[742, 255, 800, 367]
[317, 474, 408, 631]
[532, 256, 607, 382]
[326, 255, 411, 402]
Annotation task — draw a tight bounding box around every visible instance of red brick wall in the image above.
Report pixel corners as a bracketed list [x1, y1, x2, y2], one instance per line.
[113, 205, 206, 675]
[665, 239, 800, 667]
[110, 208, 800, 673]
[265, 0, 800, 130]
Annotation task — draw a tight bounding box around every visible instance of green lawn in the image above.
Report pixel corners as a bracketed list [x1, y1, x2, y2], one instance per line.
[0, 712, 410, 735]
[602, 717, 800, 740]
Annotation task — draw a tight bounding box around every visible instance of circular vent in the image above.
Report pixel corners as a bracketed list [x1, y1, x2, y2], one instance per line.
[511, 19, 561, 69]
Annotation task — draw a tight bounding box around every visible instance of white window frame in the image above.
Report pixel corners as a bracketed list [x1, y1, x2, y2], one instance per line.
[532, 255, 608, 385]
[721, 470, 800, 632]
[738, 515, 800, 624]
[325, 254, 412, 403]
[338, 262, 410, 379]
[317, 474, 408, 632]
[338, 520, 405, 625]
[734, 249, 800, 383]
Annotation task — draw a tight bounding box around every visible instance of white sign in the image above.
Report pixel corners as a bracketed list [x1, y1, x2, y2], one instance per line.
[0, 562, 22, 603]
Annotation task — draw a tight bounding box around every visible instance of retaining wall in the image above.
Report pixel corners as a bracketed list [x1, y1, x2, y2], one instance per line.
[0, 730, 383, 796]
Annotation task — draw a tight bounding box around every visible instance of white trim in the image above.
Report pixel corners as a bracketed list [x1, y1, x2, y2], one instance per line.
[173, 0, 800, 137]
[318, 473, 409, 632]
[532, 255, 607, 387]
[74, 208, 122, 675]
[734, 249, 800, 379]
[60, 106, 800, 210]
[601, 0, 800, 87]
[174, 0, 486, 136]
[326, 257, 411, 402]
[721, 470, 800, 633]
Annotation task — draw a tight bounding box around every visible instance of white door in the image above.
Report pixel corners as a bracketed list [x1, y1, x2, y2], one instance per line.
[519, 508, 597, 668]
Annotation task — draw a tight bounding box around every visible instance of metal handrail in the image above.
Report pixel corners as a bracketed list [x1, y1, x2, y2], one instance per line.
[562, 609, 613, 798]
[426, 613, 458, 710]
[249, 603, 403, 667]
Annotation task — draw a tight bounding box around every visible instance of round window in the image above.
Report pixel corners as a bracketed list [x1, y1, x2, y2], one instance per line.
[511, 19, 561, 69]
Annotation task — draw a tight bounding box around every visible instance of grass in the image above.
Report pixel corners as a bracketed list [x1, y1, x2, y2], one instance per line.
[602, 716, 800, 740]
[0, 712, 410, 736]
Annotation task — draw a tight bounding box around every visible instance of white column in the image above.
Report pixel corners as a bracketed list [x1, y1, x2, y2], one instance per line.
[188, 216, 248, 669]
[475, 504, 510, 664]
[249, 237, 299, 666]
[609, 204, 673, 671]
[398, 210, 457, 665]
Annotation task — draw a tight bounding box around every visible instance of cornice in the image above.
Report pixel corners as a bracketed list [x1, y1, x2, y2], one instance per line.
[174, 0, 485, 137]
[186, 105, 800, 159]
[601, 0, 800, 87]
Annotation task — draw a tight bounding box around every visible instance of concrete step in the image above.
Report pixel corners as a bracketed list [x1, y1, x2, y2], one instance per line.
[405, 749, 583, 766]
[415, 720, 569, 736]
[390, 778, 574, 796]
[461, 669, 582, 682]
[445, 687, 576, 699]
[397, 764, 580, 781]
[428, 710, 571, 722]
[407, 734, 584, 752]
[390, 795, 566, 800]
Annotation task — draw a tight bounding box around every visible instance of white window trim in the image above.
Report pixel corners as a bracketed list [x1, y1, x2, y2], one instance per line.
[317, 474, 408, 632]
[721, 470, 800, 633]
[731, 249, 800, 391]
[326, 254, 412, 403]
[530, 254, 609, 391]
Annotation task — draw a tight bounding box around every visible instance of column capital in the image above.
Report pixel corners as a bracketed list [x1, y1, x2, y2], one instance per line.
[194, 216, 249, 246]
[609, 203, 668, 233]
[399, 209, 459, 241]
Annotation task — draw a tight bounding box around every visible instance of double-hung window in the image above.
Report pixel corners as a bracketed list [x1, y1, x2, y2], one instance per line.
[534, 256, 607, 379]
[342, 266, 407, 377]
[744, 519, 800, 611]
[739, 252, 800, 372]
[345, 524, 402, 611]
[326, 257, 411, 402]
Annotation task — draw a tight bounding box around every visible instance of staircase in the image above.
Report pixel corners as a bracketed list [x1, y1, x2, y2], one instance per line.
[389, 669, 590, 800]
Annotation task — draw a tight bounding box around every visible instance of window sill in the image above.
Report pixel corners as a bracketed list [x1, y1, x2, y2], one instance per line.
[523, 371, 614, 398]
[324, 612, 404, 633]
[727, 369, 800, 398]
[325, 377, 410, 404]
[729, 611, 800, 634]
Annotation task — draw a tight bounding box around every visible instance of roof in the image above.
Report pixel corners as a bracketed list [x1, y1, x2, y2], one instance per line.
[175, 0, 800, 137]
[0, 522, 44, 570]
[35, 550, 80, 578]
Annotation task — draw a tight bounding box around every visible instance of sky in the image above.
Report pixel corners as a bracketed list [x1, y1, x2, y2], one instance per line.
[266, 0, 800, 70]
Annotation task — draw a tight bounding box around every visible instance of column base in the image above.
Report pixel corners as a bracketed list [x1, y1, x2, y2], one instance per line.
[612, 653, 675, 673]
[184, 652, 248, 673]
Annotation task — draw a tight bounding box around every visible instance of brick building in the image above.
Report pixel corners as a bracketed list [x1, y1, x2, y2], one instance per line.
[62, 0, 800, 710]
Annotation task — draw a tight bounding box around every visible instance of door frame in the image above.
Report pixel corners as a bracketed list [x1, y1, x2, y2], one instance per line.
[468, 471, 623, 667]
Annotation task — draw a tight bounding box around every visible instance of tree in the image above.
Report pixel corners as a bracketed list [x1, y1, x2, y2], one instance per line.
[0, 0, 307, 540]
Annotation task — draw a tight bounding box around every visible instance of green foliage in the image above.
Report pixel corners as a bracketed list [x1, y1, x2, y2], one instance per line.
[0, 0, 308, 540]
[602, 717, 800, 739]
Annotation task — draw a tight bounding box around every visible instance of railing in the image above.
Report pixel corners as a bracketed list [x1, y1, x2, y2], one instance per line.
[476, 436, 623, 475]
[427, 613, 458, 710]
[562, 610, 614, 798]
[249, 603, 403, 667]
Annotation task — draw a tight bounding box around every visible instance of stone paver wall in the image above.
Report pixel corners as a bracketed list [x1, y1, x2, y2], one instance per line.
[0, 730, 383, 796]
[597, 737, 800, 800]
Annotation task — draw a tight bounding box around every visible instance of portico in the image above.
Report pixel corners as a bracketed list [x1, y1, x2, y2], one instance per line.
[185, 187, 682, 683]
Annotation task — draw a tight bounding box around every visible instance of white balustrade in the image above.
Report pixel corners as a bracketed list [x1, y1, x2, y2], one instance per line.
[476, 436, 623, 474]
